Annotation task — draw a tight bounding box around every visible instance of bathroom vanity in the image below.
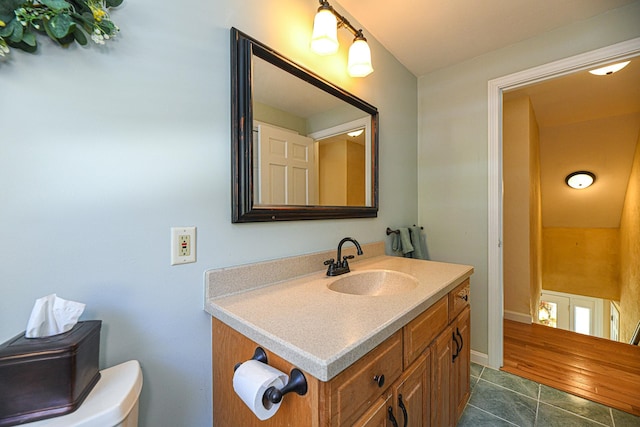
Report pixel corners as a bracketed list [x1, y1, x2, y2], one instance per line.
[205, 243, 473, 427]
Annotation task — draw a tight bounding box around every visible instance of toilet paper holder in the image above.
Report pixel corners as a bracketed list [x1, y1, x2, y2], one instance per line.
[235, 347, 308, 404]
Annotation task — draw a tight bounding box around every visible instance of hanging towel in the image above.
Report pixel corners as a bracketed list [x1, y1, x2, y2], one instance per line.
[410, 226, 428, 260]
[391, 233, 401, 252]
[397, 228, 414, 256]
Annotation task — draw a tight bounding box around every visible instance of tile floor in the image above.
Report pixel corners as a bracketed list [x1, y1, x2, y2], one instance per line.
[458, 363, 640, 427]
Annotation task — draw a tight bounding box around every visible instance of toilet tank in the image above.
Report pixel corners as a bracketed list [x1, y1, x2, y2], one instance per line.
[24, 360, 143, 427]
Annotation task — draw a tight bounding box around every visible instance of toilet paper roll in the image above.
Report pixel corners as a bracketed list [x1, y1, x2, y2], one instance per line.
[232, 360, 289, 420]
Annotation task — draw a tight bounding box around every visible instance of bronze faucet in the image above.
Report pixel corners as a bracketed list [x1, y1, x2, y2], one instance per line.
[324, 237, 363, 276]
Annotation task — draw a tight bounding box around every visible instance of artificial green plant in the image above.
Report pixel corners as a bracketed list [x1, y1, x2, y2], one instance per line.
[0, 0, 122, 57]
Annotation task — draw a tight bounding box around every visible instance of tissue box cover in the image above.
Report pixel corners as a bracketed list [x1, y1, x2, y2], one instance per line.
[0, 320, 101, 426]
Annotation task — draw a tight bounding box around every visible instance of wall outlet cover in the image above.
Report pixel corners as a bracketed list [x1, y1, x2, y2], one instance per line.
[171, 227, 196, 265]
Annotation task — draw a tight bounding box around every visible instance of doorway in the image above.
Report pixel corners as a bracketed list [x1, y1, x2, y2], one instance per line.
[539, 290, 605, 338]
[487, 36, 640, 369]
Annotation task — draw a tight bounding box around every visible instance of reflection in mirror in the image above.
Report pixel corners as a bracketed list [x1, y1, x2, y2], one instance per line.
[231, 27, 378, 222]
[253, 57, 372, 207]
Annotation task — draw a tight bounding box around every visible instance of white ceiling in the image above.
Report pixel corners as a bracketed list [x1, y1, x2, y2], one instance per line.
[336, 0, 635, 76]
[335, 0, 640, 229]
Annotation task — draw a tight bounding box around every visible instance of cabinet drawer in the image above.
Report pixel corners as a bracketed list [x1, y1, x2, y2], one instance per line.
[448, 279, 470, 322]
[403, 296, 448, 367]
[328, 330, 403, 427]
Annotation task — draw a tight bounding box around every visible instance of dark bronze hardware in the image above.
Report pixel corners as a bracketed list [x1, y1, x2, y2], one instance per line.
[263, 368, 308, 404]
[234, 348, 308, 408]
[452, 331, 460, 361]
[386, 225, 423, 235]
[452, 327, 464, 362]
[388, 406, 399, 427]
[325, 237, 363, 276]
[398, 394, 408, 427]
[373, 374, 385, 388]
[456, 328, 464, 352]
[234, 347, 268, 371]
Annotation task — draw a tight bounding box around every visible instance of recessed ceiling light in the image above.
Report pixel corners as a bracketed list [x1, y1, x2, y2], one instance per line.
[565, 171, 595, 189]
[589, 61, 630, 75]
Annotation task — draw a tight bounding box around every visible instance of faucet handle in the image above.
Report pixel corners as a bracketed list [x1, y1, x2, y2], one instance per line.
[324, 258, 337, 276]
[341, 255, 355, 268]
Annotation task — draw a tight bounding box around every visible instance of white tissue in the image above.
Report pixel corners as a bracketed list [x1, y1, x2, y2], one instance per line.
[25, 294, 86, 338]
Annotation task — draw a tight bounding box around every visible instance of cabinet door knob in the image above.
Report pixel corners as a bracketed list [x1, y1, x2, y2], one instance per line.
[373, 374, 385, 388]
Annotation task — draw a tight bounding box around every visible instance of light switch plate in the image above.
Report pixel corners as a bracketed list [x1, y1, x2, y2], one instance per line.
[171, 227, 196, 265]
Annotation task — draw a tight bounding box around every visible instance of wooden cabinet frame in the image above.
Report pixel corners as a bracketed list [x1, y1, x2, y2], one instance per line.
[212, 278, 471, 427]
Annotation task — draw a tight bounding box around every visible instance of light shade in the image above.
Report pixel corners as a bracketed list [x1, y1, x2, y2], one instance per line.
[348, 37, 373, 77]
[565, 171, 595, 189]
[311, 8, 339, 55]
[589, 61, 630, 75]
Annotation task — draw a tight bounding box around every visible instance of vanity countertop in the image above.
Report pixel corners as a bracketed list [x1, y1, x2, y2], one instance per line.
[205, 255, 473, 381]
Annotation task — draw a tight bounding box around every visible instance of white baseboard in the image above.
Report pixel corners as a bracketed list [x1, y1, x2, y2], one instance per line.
[470, 350, 489, 367]
[504, 310, 532, 324]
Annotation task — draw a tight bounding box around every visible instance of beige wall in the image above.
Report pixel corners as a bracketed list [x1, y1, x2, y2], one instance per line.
[319, 140, 348, 205]
[529, 101, 543, 322]
[542, 228, 620, 300]
[503, 96, 542, 320]
[620, 133, 640, 342]
[319, 140, 365, 206]
[347, 142, 366, 205]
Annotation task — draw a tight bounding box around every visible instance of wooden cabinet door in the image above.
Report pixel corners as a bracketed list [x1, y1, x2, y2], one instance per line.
[391, 351, 430, 427]
[430, 325, 452, 427]
[353, 393, 393, 427]
[451, 306, 470, 424]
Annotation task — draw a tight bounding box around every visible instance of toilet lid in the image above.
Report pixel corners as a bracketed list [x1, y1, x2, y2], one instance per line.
[26, 360, 143, 427]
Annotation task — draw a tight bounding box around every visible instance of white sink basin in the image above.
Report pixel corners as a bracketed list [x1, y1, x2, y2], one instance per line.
[327, 269, 419, 296]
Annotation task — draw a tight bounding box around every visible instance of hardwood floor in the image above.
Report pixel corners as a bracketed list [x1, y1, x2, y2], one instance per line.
[502, 319, 640, 416]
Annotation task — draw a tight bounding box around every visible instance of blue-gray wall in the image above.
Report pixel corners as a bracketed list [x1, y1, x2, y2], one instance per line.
[0, 1, 417, 425]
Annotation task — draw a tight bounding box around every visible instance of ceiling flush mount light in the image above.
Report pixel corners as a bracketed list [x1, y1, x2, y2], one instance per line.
[588, 61, 630, 75]
[565, 171, 596, 189]
[310, 0, 373, 77]
[347, 129, 364, 137]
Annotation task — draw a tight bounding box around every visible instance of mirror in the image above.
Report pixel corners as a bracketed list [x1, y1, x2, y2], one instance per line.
[231, 28, 379, 222]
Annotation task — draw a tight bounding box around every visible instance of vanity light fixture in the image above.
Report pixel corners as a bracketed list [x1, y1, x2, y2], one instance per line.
[565, 171, 596, 189]
[588, 61, 630, 75]
[310, 0, 374, 77]
[310, 2, 339, 55]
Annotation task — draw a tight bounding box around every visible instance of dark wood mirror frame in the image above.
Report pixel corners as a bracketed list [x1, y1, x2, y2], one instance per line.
[231, 27, 379, 223]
